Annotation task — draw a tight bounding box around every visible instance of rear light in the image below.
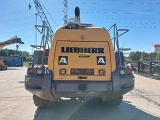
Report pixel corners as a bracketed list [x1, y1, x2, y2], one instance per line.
[28, 67, 35, 74]
[60, 69, 66, 74]
[99, 69, 105, 75]
[126, 68, 132, 75]
[36, 68, 43, 75]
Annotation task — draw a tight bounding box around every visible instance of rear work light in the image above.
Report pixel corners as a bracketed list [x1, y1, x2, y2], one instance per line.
[36, 68, 43, 75]
[99, 69, 105, 75]
[28, 67, 35, 74]
[60, 69, 66, 74]
[119, 69, 125, 75]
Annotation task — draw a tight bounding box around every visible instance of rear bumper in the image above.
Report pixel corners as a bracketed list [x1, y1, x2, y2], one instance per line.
[25, 70, 134, 101]
[51, 81, 113, 98]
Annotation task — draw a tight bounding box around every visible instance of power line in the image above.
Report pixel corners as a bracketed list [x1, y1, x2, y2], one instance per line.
[69, 11, 160, 15]
[39, 0, 59, 26]
[0, 22, 35, 28]
[0, 24, 34, 31]
[81, 16, 160, 20]
[1, 16, 34, 23]
[68, 2, 160, 5]
[0, 10, 31, 17]
[0, 28, 34, 34]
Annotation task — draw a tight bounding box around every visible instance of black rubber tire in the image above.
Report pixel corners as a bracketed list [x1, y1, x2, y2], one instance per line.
[100, 96, 123, 107]
[33, 95, 52, 108]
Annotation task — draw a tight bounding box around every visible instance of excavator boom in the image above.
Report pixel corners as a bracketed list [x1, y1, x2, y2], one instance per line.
[0, 36, 24, 49]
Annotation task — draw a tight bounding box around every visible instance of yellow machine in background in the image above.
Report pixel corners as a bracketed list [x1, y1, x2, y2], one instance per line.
[0, 36, 24, 70]
[0, 57, 7, 71]
[0, 57, 3, 66]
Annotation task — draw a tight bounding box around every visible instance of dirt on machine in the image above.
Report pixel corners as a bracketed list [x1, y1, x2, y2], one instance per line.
[25, 7, 134, 107]
[0, 36, 24, 71]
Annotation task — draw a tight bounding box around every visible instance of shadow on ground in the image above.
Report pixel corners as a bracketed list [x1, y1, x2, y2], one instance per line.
[18, 81, 25, 83]
[7, 67, 20, 70]
[34, 100, 160, 120]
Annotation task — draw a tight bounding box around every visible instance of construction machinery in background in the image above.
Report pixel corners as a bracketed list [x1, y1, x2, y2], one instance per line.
[0, 57, 7, 71]
[0, 36, 24, 49]
[27, 0, 54, 67]
[0, 36, 24, 70]
[30, 0, 54, 50]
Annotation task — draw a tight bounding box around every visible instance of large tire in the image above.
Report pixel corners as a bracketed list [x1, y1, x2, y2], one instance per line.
[33, 95, 53, 108]
[100, 96, 123, 107]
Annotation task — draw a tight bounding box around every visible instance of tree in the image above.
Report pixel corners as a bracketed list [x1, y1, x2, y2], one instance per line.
[149, 52, 157, 60]
[127, 51, 158, 61]
[156, 53, 160, 60]
[140, 52, 150, 61]
[0, 49, 31, 61]
[128, 51, 141, 61]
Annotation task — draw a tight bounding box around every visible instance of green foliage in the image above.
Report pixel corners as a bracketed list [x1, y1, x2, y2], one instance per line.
[0, 48, 32, 62]
[127, 51, 158, 62]
[156, 53, 160, 60]
[0, 48, 30, 56]
[140, 52, 150, 61]
[124, 57, 131, 62]
[128, 51, 141, 61]
[23, 62, 30, 67]
[149, 52, 158, 60]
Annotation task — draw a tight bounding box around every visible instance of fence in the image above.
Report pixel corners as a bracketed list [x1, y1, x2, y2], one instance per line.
[137, 61, 160, 79]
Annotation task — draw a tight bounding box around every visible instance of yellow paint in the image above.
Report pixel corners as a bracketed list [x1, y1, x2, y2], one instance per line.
[0, 57, 4, 66]
[48, 26, 116, 81]
[77, 53, 90, 57]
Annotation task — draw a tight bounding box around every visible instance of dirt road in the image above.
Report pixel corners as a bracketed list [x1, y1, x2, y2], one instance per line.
[0, 67, 160, 120]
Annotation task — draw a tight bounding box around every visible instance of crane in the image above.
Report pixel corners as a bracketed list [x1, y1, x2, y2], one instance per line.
[30, 0, 54, 49]
[28, 0, 55, 66]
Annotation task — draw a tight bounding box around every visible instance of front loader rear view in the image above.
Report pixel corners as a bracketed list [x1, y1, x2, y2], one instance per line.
[25, 7, 134, 107]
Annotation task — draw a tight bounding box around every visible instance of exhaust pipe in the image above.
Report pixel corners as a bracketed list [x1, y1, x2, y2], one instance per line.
[65, 7, 80, 29]
[75, 7, 80, 24]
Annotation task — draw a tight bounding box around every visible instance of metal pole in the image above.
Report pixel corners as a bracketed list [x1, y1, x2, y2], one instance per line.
[63, 0, 68, 24]
[148, 61, 152, 75]
[35, 13, 38, 45]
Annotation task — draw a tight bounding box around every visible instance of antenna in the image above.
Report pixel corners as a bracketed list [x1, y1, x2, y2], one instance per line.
[63, 0, 68, 24]
[122, 42, 125, 48]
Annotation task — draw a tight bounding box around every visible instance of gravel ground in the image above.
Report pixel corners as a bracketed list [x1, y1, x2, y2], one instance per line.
[0, 67, 160, 120]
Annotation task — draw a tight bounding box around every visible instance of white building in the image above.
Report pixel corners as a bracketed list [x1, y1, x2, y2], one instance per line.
[153, 44, 160, 53]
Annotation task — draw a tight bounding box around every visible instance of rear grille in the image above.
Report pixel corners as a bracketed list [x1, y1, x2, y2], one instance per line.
[71, 68, 94, 75]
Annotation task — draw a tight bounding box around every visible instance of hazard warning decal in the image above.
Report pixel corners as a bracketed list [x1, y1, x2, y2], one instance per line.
[58, 56, 68, 65]
[97, 56, 106, 65]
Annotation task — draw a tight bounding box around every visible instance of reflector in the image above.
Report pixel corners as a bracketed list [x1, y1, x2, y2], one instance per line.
[28, 67, 35, 74]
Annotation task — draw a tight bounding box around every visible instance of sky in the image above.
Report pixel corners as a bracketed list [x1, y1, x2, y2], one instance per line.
[0, 0, 160, 54]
